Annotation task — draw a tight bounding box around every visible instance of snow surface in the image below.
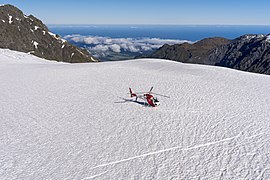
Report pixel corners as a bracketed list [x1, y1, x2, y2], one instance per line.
[48, 31, 67, 44]
[48, 31, 58, 39]
[266, 35, 270, 42]
[8, 15, 12, 24]
[244, 35, 256, 40]
[32, 41, 39, 49]
[0, 49, 270, 179]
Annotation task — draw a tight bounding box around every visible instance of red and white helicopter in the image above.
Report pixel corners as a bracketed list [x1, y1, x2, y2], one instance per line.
[129, 87, 170, 107]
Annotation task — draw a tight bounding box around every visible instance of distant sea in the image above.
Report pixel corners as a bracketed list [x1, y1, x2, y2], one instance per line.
[48, 25, 270, 61]
[48, 24, 270, 41]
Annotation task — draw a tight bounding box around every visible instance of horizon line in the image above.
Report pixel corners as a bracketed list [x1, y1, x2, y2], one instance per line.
[46, 23, 270, 26]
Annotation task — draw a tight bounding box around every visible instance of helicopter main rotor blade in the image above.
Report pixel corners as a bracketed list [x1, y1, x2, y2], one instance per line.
[151, 92, 170, 98]
[149, 86, 153, 93]
[127, 92, 147, 95]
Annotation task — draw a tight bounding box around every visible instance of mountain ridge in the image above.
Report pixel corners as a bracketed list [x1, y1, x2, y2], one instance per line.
[148, 34, 270, 75]
[212, 34, 270, 74]
[149, 37, 230, 65]
[0, 4, 97, 63]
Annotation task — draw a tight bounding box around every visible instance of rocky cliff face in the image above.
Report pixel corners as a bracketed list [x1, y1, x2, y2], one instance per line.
[212, 34, 270, 74]
[149, 37, 230, 65]
[149, 34, 270, 75]
[0, 4, 97, 63]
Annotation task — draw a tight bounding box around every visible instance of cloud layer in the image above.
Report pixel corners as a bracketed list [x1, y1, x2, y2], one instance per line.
[64, 35, 193, 54]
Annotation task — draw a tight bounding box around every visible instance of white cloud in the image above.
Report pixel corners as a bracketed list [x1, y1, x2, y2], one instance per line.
[141, 46, 152, 51]
[109, 44, 121, 53]
[128, 45, 140, 53]
[91, 44, 109, 52]
[64, 35, 193, 54]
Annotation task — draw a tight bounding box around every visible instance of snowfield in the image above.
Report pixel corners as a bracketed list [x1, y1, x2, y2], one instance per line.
[0, 49, 270, 179]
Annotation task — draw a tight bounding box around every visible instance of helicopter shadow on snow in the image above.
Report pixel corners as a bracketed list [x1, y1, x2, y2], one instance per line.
[114, 97, 149, 107]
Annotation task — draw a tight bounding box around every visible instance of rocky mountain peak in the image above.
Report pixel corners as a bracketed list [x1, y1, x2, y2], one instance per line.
[0, 4, 23, 16]
[0, 4, 97, 63]
[148, 37, 230, 65]
[148, 33, 270, 75]
[213, 34, 270, 74]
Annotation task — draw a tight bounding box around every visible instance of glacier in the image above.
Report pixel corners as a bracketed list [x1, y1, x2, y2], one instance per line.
[0, 49, 270, 179]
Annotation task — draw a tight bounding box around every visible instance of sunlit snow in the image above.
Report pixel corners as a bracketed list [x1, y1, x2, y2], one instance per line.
[0, 49, 269, 179]
[32, 41, 39, 49]
[8, 14, 12, 24]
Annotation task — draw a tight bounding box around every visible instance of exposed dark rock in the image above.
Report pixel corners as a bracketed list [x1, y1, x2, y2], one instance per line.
[0, 4, 97, 63]
[212, 34, 270, 74]
[149, 34, 270, 75]
[149, 37, 230, 65]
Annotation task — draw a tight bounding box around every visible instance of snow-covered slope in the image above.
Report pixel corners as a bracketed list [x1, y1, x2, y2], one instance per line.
[0, 49, 270, 179]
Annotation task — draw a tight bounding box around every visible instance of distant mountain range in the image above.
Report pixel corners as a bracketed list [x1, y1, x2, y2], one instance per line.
[148, 37, 230, 65]
[213, 34, 270, 74]
[148, 34, 270, 75]
[1, 4, 270, 74]
[0, 4, 97, 63]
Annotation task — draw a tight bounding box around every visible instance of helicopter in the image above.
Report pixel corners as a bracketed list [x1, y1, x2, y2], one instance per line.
[129, 87, 170, 107]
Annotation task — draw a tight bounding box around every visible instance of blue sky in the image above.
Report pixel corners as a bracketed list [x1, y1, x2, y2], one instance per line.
[1, 0, 270, 25]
